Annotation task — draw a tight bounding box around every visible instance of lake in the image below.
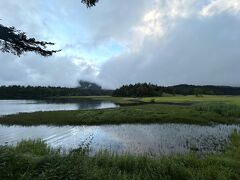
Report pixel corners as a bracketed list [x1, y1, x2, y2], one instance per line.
[0, 100, 118, 116]
[0, 124, 239, 155]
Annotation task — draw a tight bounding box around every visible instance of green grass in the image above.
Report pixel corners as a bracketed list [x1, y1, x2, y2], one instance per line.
[142, 95, 240, 105]
[55, 95, 240, 105]
[53, 95, 240, 107]
[0, 103, 239, 126]
[14, 139, 57, 156]
[1, 132, 240, 180]
[1, 96, 240, 179]
[1, 95, 240, 126]
[194, 102, 240, 117]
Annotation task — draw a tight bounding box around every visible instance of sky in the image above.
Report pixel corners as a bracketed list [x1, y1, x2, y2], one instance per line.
[0, 0, 240, 89]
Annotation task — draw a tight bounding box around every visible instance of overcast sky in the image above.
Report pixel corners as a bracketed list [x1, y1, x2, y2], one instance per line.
[0, 0, 240, 89]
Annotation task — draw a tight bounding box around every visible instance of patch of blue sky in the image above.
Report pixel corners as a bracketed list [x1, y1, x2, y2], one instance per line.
[63, 40, 126, 65]
[84, 41, 125, 64]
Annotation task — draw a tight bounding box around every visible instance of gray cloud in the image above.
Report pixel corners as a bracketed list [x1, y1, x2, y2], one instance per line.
[99, 13, 240, 88]
[0, 0, 240, 88]
[0, 53, 98, 87]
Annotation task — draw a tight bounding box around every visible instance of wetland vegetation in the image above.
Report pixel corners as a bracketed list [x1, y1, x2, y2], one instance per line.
[1, 87, 240, 179]
[1, 95, 240, 126]
[1, 131, 240, 180]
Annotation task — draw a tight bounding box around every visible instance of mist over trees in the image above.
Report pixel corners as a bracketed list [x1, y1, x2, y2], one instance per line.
[78, 80, 102, 90]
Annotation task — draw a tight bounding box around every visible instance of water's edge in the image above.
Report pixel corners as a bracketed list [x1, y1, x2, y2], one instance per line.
[1, 124, 239, 155]
[0, 100, 118, 116]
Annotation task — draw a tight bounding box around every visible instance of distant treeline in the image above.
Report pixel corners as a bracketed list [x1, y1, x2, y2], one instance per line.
[0, 86, 113, 99]
[2, 83, 240, 99]
[113, 83, 240, 97]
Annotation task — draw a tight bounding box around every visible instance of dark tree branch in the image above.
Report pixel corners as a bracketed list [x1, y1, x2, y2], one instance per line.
[0, 0, 98, 57]
[0, 24, 60, 57]
[81, 0, 99, 8]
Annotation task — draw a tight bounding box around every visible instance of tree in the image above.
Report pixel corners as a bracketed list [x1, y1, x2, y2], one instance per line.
[81, 0, 99, 8]
[0, 24, 60, 57]
[0, 1, 98, 57]
[194, 88, 203, 97]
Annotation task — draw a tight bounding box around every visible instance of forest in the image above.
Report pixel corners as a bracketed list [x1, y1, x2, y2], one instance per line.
[0, 85, 112, 99]
[113, 83, 240, 97]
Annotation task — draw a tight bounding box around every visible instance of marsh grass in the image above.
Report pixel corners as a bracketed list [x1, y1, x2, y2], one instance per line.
[194, 102, 240, 117]
[14, 139, 56, 156]
[1, 132, 240, 179]
[0, 104, 238, 126]
[142, 95, 240, 105]
[1, 95, 240, 126]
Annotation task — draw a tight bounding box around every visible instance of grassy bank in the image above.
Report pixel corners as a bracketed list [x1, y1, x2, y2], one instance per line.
[0, 103, 239, 126]
[1, 96, 240, 126]
[1, 131, 240, 180]
[53, 95, 240, 105]
[142, 95, 240, 105]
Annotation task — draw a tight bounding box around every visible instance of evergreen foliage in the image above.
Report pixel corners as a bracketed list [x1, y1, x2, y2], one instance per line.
[113, 83, 240, 97]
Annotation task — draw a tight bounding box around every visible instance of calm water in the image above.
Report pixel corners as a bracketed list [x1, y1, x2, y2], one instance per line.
[0, 100, 118, 116]
[0, 124, 239, 155]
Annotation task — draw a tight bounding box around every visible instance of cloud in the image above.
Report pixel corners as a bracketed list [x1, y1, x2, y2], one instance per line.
[0, 53, 99, 87]
[99, 12, 240, 88]
[200, 0, 240, 16]
[0, 0, 240, 88]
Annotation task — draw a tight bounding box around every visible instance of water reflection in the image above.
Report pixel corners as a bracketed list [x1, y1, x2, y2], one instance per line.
[0, 100, 118, 116]
[0, 124, 239, 155]
[76, 101, 118, 110]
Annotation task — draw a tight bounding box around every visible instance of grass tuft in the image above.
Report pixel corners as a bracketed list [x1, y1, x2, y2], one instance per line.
[15, 139, 55, 156]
